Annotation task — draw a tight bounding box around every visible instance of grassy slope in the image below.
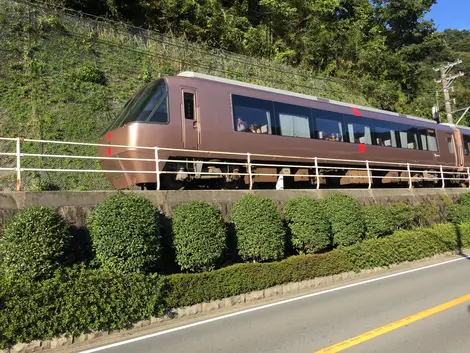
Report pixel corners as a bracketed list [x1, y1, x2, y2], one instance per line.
[0, 0, 370, 191]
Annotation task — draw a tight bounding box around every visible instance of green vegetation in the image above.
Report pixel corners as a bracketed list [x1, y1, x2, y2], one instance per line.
[361, 205, 394, 239]
[164, 249, 353, 309]
[2, 191, 470, 348]
[388, 203, 416, 230]
[230, 194, 286, 262]
[283, 197, 331, 254]
[172, 201, 226, 272]
[323, 193, 365, 246]
[1, 0, 469, 191]
[87, 193, 160, 274]
[0, 206, 70, 280]
[0, 265, 165, 348]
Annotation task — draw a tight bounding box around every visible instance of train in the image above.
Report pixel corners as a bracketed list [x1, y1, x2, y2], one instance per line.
[97, 71, 470, 190]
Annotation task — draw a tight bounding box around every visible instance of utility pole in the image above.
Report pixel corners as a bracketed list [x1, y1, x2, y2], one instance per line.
[434, 60, 465, 124]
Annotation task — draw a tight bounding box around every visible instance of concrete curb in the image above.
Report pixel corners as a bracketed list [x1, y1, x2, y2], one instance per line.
[2, 249, 468, 353]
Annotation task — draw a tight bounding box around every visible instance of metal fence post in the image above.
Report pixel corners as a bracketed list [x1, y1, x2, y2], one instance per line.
[407, 163, 412, 189]
[440, 166, 445, 188]
[154, 147, 160, 191]
[16, 137, 21, 191]
[247, 152, 253, 191]
[314, 157, 320, 190]
[366, 160, 372, 189]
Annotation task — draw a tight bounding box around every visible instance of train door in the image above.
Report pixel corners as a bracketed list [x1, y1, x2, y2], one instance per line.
[181, 88, 199, 149]
[446, 132, 461, 167]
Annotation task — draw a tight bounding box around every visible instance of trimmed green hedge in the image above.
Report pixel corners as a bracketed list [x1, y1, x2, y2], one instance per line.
[323, 193, 365, 246]
[345, 223, 469, 269]
[1, 222, 469, 348]
[163, 249, 353, 308]
[172, 201, 226, 272]
[0, 206, 70, 281]
[230, 194, 286, 262]
[163, 222, 470, 310]
[0, 266, 165, 349]
[283, 197, 331, 254]
[87, 193, 161, 273]
[388, 203, 415, 230]
[361, 205, 393, 239]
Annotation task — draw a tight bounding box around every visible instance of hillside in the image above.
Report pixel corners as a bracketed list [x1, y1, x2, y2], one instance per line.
[0, 0, 370, 191]
[0, 0, 468, 191]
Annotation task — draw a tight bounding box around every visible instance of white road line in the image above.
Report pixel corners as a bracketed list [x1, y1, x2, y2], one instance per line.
[79, 255, 469, 353]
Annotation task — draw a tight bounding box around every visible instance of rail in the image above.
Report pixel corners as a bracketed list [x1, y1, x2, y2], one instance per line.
[1, 137, 469, 191]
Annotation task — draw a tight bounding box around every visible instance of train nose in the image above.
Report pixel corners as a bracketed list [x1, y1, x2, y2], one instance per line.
[106, 131, 112, 156]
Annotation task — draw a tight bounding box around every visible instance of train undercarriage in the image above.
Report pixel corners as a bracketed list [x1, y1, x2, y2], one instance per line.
[136, 157, 470, 191]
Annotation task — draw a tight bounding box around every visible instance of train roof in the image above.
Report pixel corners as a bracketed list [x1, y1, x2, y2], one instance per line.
[177, 71, 439, 126]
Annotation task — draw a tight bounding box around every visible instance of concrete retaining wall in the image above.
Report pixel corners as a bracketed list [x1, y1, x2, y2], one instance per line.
[1, 188, 469, 233]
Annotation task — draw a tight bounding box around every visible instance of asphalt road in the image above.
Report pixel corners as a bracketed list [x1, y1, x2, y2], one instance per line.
[80, 256, 470, 353]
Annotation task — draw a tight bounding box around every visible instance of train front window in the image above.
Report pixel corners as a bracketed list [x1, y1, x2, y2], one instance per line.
[112, 78, 169, 128]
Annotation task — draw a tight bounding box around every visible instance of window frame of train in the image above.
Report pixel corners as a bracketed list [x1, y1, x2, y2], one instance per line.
[231, 94, 276, 135]
[183, 92, 195, 120]
[274, 101, 313, 139]
[115, 78, 170, 127]
[312, 109, 345, 142]
[463, 134, 470, 156]
[230, 93, 440, 153]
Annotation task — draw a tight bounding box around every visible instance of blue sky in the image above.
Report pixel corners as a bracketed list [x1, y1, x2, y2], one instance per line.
[425, 0, 469, 31]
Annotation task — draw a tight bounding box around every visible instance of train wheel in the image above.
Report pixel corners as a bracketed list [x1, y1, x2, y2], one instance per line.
[222, 178, 243, 190]
[221, 165, 245, 190]
[160, 174, 186, 190]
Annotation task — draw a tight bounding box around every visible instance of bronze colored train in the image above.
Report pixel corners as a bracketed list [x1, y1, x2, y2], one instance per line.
[97, 71, 470, 190]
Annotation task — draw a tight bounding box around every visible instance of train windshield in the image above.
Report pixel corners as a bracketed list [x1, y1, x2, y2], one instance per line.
[105, 78, 169, 132]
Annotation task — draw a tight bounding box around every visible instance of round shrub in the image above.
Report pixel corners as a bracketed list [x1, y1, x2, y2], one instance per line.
[230, 194, 286, 262]
[323, 193, 365, 247]
[361, 205, 393, 239]
[172, 201, 226, 272]
[413, 202, 441, 227]
[0, 206, 70, 280]
[283, 197, 331, 254]
[87, 193, 160, 273]
[389, 203, 415, 230]
[454, 192, 470, 223]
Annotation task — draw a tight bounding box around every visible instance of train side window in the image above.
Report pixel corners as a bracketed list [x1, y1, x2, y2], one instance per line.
[374, 124, 398, 147]
[399, 126, 419, 150]
[343, 115, 372, 145]
[427, 129, 438, 152]
[232, 95, 274, 134]
[448, 136, 455, 154]
[463, 135, 470, 155]
[184, 92, 194, 120]
[274, 102, 311, 138]
[312, 109, 344, 142]
[418, 129, 428, 151]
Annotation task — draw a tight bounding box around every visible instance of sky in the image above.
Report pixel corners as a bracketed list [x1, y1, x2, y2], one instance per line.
[425, 0, 470, 31]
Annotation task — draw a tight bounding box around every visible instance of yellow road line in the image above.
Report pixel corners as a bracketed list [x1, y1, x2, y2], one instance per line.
[315, 294, 470, 353]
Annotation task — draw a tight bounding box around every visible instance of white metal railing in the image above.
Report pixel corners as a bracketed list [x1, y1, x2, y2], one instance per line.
[1, 136, 470, 191]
